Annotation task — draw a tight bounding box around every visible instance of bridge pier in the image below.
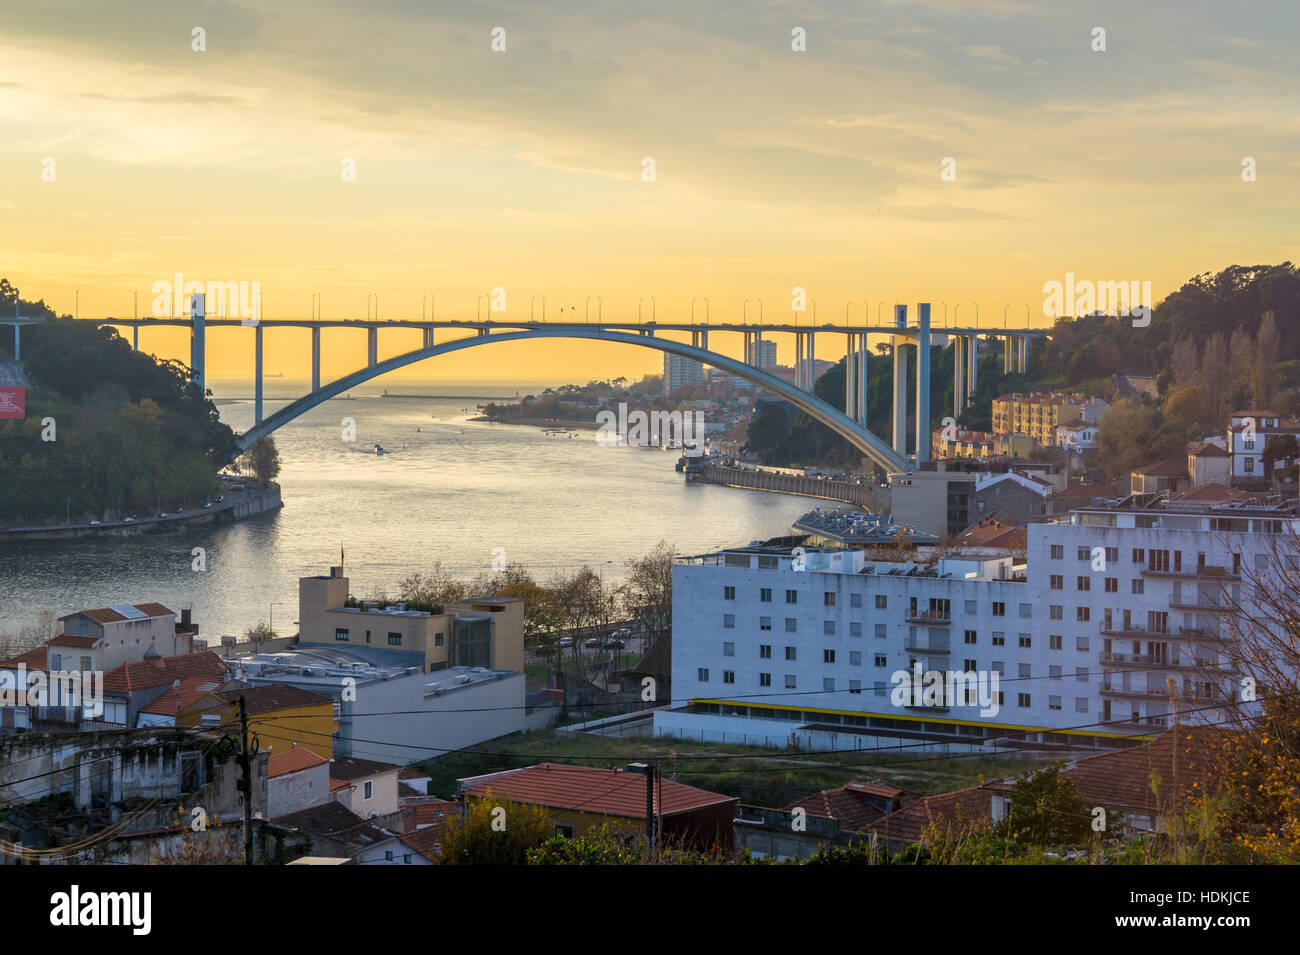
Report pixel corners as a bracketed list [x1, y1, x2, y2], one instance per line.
[312, 326, 321, 393]
[189, 294, 206, 395]
[367, 326, 378, 367]
[131, 325, 138, 352]
[891, 305, 908, 457]
[12, 324, 19, 362]
[914, 304, 931, 463]
[1003, 335, 1011, 374]
[255, 324, 263, 426]
[423, 327, 433, 350]
[1018, 335, 1028, 373]
[953, 336, 966, 417]
[966, 333, 978, 399]
[845, 332, 870, 426]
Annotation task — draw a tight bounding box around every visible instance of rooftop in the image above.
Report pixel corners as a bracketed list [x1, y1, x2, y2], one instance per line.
[458, 762, 736, 819]
[268, 747, 330, 778]
[216, 682, 334, 714]
[60, 603, 174, 625]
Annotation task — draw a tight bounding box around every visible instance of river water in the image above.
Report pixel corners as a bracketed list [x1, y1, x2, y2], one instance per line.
[0, 381, 813, 640]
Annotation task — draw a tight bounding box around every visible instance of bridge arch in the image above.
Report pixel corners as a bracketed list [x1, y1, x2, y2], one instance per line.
[235, 327, 908, 472]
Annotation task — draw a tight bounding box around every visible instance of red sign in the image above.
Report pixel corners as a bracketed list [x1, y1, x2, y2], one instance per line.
[0, 387, 25, 419]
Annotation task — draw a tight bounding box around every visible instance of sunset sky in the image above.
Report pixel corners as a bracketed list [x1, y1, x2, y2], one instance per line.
[2, 0, 1297, 383]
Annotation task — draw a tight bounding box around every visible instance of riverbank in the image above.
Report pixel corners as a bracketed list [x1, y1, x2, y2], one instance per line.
[687, 464, 884, 510]
[0, 483, 283, 541]
[473, 416, 602, 431]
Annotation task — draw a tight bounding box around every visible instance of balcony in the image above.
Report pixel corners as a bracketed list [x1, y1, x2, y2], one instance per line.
[1100, 685, 1219, 702]
[906, 612, 952, 625]
[1168, 598, 1231, 613]
[903, 642, 950, 654]
[1099, 652, 1203, 670]
[1142, 565, 1239, 581]
[1100, 719, 1168, 737]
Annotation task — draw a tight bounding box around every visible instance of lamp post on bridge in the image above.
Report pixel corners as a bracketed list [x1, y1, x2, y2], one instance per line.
[530, 295, 545, 322]
[691, 297, 709, 325]
[638, 297, 654, 323]
[312, 292, 321, 321]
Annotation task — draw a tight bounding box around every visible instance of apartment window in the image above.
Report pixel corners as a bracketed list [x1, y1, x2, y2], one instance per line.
[785, 590, 798, 604]
[964, 629, 977, 645]
[874, 681, 887, 696]
[757, 556, 778, 570]
[849, 680, 862, 694]
[785, 675, 797, 689]
[760, 588, 772, 603]
[723, 670, 735, 685]
[1105, 578, 1118, 593]
[335, 628, 349, 641]
[850, 651, 862, 666]
[1076, 546, 1090, 560]
[1019, 603, 1032, 618]
[1049, 696, 1062, 711]
[1131, 579, 1144, 594]
[850, 622, 862, 638]
[874, 654, 887, 667]
[1018, 693, 1031, 708]
[387, 632, 402, 646]
[1105, 547, 1118, 563]
[759, 673, 772, 687]
[823, 678, 835, 691]
[723, 642, 735, 657]
[759, 616, 772, 632]
[1050, 575, 1063, 590]
[1076, 637, 1089, 652]
[726, 554, 751, 568]
[1018, 634, 1032, 648]
[723, 614, 736, 629]
[875, 624, 887, 639]
[1050, 665, 1062, 680]
[365, 630, 371, 644]
[1049, 634, 1062, 650]
[992, 602, 1006, 617]
[435, 632, 444, 647]
[1050, 605, 1063, 620]
[760, 644, 772, 659]
[1076, 666, 1090, 682]
[363, 781, 373, 800]
[1149, 549, 1170, 572]
[785, 646, 797, 660]
[1075, 698, 1089, 713]
[1076, 607, 1090, 622]
[785, 618, 797, 633]
[991, 632, 1005, 646]
[964, 658, 977, 672]
[824, 592, 836, 607]
[824, 649, 836, 663]
[723, 586, 736, 600]
[850, 594, 862, 609]
[991, 661, 1005, 675]
[1050, 544, 1064, 559]
[1076, 576, 1091, 591]
[1132, 548, 1145, 563]
[1018, 663, 1031, 679]
[964, 600, 977, 614]
[697, 668, 709, 682]
[875, 595, 887, 609]
[823, 621, 836, 636]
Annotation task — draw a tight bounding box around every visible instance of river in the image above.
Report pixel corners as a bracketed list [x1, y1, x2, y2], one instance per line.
[0, 381, 814, 640]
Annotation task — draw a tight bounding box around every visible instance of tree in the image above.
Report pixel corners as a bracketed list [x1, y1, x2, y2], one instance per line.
[1096, 399, 1163, 477]
[1170, 338, 1201, 390]
[1005, 762, 1090, 846]
[440, 793, 553, 865]
[1254, 311, 1281, 409]
[239, 436, 281, 486]
[1163, 385, 1205, 428]
[1261, 433, 1299, 478]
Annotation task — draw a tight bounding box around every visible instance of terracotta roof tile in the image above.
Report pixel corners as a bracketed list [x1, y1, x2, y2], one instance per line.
[866, 786, 993, 846]
[1063, 725, 1235, 812]
[329, 755, 403, 781]
[48, 634, 100, 648]
[137, 676, 223, 716]
[102, 651, 229, 695]
[268, 747, 330, 778]
[460, 763, 736, 819]
[0, 647, 48, 670]
[216, 683, 333, 714]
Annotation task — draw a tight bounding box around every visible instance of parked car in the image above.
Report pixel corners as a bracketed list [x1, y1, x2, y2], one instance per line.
[123, 516, 136, 522]
[158, 512, 168, 518]
[202, 501, 212, 509]
[610, 628, 633, 640]
[215, 495, 224, 503]
[558, 637, 574, 648]
[583, 637, 602, 649]
[87, 519, 101, 525]
[603, 639, 626, 650]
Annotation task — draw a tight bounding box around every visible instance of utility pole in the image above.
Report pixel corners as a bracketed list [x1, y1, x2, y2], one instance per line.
[237, 695, 254, 865]
[626, 762, 656, 857]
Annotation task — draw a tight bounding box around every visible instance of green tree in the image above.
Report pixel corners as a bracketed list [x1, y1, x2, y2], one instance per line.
[440, 793, 553, 865]
[239, 436, 281, 486]
[1005, 762, 1090, 846]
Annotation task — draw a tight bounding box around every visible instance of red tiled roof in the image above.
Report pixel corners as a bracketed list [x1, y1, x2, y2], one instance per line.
[1187, 442, 1228, 458]
[781, 784, 899, 833]
[398, 827, 443, 861]
[329, 755, 403, 781]
[0, 647, 48, 670]
[1132, 458, 1187, 477]
[63, 603, 175, 624]
[102, 651, 228, 695]
[1063, 725, 1236, 812]
[137, 676, 223, 716]
[958, 514, 1027, 549]
[216, 683, 332, 715]
[460, 763, 736, 819]
[1171, 483, 1257, 503]
[866, 786, 993, 846]
[268, 747, 330, 778]
[49, 634, 100, 648]
[1056, 480, 1118, 499]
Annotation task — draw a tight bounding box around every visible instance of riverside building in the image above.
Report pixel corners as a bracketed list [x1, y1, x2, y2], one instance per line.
[655, 495, 1292, 752]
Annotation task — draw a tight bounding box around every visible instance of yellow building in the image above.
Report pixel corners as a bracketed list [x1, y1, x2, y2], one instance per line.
[179, 683, 338, 760]
[298, 567, 525, 674]
[991, 392, 1089, 447]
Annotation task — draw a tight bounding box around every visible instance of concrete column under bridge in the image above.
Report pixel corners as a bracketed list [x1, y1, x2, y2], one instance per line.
[891, 305, 909, 456]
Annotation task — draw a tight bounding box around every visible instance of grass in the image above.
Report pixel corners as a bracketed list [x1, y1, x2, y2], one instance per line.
[414, 728, 1052, 808]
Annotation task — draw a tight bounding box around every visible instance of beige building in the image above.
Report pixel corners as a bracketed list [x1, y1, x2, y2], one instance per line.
[1188, 442, 1230, 486]
[329, 755, 402, 819]
[888, 467, 977, 539]
[992, 392, 1094, 448]
[298, 567, 524, 674]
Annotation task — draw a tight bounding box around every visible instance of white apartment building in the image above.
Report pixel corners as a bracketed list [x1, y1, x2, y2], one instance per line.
[655, 500, 1286, 752]
[1227, 410, 1299, 484]
[663, 353, 705, 394]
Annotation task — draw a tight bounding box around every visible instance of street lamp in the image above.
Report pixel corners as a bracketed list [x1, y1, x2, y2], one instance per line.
[638, 296, 654, 323]
[530, 295, 545, 322]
